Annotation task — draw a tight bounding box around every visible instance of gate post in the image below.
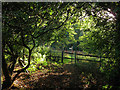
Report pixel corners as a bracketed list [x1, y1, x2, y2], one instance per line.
[50, 50, 51, 61]
[61, 50, 64, 63]
[75, 51, 77, 64]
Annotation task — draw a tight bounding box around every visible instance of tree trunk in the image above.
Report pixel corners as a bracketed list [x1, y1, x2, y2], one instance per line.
[2, 50, 12, 89]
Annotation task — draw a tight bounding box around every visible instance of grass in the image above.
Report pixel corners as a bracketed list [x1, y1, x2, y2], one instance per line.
[77, 55, 101, 61]
[49, 49, 104, 63]
[63, 54, 101, 62]
[26, 50, 107, 76]
[63, 58, 72, 64]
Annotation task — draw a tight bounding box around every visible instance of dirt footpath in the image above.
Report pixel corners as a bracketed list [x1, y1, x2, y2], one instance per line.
[12, 63, 105, 90]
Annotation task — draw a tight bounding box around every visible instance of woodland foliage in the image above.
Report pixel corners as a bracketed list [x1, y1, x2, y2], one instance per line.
[2, 2, 120, 89]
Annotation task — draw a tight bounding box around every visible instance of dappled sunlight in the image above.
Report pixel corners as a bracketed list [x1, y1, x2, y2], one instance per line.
[12, 62, 105, 89]
[2, 2, 120, 90]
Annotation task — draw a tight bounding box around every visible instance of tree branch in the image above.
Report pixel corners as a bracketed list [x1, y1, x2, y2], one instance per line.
[33, 9, 70, 39]
[12, 49, 31, 82]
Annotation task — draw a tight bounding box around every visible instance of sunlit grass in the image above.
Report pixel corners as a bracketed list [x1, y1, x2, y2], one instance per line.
[63, 58, 71, 64]
[77, 55, 101, 61]
[27, 49, 106, 74]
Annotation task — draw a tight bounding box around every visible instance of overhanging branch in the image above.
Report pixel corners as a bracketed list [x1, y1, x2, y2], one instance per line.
[33, 9, 70, 39]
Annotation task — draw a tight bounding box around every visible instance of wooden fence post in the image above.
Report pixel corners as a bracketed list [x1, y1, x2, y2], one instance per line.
[75, 51, 77, 64]
[71, 50, 73, 63]
[99, 51, 102, 67]
[61, 50, 64, 63]
[50, 50, 51, 61]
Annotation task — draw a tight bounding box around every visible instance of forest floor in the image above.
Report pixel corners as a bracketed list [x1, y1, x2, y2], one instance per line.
[10, 62, 106, 90]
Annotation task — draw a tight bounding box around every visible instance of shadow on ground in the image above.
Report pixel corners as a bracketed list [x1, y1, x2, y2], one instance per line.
[12, 62, 106, 90]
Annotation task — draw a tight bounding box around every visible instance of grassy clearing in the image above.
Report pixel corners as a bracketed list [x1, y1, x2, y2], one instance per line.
[48, 50, 106, 64]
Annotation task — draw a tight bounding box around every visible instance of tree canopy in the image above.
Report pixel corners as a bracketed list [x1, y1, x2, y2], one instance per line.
[2, 2, 120, 89]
